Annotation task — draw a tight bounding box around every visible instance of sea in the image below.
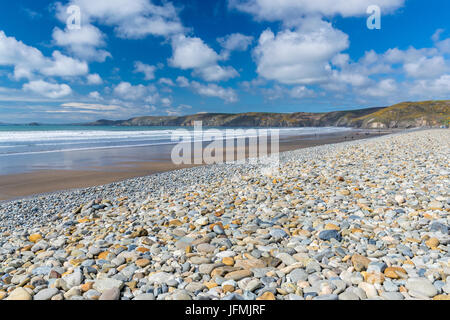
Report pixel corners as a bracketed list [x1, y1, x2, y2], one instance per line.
[0, 125, 353, 175]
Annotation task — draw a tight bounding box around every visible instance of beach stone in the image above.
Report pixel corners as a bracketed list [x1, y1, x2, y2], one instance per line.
[63, 270, 83, 288]
[197, 243, 216, 253]
[313, 294, 338, 300]
[34, 288, 59, 300]
[29, 234, 42, 243]
[430, 222, 448, 234]
[269, 229, 288, 239]
[425, 238, 439, 249]
[148, 272, 174, 284]
[171, 290, 192, 300]
[384, 267, 407, 279]
[351, 254, 371, 272]
[288, 269, 308, 283]
[99, 288, 121, 300]
[381, 292, 404, 300]
[6, 287, 32, 300]
[256, 291, 276, 300]
[225, 270, 252, 281]
[406, 278, 438, 298]
[319, 230, 342, 242]
[136, 259, 151, 268]
[339, 291, 360, 300]
[134, 293, 155, 300]
[93, 278, 124, 293]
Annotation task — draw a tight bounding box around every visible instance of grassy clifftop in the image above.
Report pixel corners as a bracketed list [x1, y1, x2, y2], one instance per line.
[350, 100, 450, 128]
[88, 100, 450, 128]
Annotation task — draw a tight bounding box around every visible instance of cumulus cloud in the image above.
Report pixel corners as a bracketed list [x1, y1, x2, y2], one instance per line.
[23, 80, 72, 98]
[113, 81, 149, 100]
[176, 76, 190, 87]
[169, 34, 238, 82]
[158, 78, 175, 86]
[191, 81, 238, 103]
[56, 0, 185, 39]
[217, 33, 254, 52]
[0, 31, 89, 80]
[88, 91, 102, 100]
[229, 0, 405, 24]
[133, 61, 156, 80]
[52, 24, 111, 62]
[87, 73, 103, 85]
[253, 18, 349, 84]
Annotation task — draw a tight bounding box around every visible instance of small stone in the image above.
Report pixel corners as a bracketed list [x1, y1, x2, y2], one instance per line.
[256, 292, 276, 300]
[288, 269, 308, 283]
[93, 278, 124, 293]
[351, 254, 371, 272]
[222, 257, 234, 266]
[81, 282, 94, 292]
[425, 238, 439, 249]
[99, 288, 121, 300]
[224, 270, 252, 281]
[134, 293, 155, 300]
[405, 278, 438, 298]
[34, 288, 59, 300]
[29, 234, 42, 243]
[384, 267, 407, 279]
[339, 291, 360, 300]
[325, 223, 340, 231]
[6, 288, 32, 300]
[395, 195, 405, 204]
[319, 230, 342, 242]
[136, 259, 151, 268]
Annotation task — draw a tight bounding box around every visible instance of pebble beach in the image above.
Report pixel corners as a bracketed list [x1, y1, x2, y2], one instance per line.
[0, 129, 448, 301]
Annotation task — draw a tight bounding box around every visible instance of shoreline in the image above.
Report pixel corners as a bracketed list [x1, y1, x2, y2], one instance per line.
[0, 129, 394, 202]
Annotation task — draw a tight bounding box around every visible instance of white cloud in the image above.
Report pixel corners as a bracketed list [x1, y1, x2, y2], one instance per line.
[170, 34, 221, 70]
[194, 65, 239, 82]
[23, 80, 72, 98]
[362, 79, 398, 97]
[290, 86, 315, 99]
[158, 78, 175, 86]
[57, 0, 185, 39]
[409, 74, 450, 98]
[40, 51, 88, 77]
[229, 0, 405, 24]
[87, 73, 103, 85]
[61, 102, 122, 111]
[52, 24, 111, 62]
[113, 81, 149, 100]
[169, 34, 238, 82]
[191, 81, 238, 103]
[88, 91, 102, 100]
[217, 33, 254, 52]
[404, 56, 447, 79]
[253, 18, 349, 84]
[176, 76, 190, 87]
[134, 61, 156, 80]
[0, 31, 89, 80]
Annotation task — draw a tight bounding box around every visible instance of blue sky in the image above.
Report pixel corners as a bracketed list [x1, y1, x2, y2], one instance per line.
[0, 0, 449, 123]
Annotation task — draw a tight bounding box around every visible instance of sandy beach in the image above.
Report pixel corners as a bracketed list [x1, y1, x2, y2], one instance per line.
[0, 129, 448, 301]
[0, 129, 390, 201]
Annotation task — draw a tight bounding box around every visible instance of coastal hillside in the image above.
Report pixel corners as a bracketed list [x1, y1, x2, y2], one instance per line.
[87, 100, 450, 128]
[349, 100, 450, 128]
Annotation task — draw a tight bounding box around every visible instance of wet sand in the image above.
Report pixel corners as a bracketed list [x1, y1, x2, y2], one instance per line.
[0, 129, 393, 201]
